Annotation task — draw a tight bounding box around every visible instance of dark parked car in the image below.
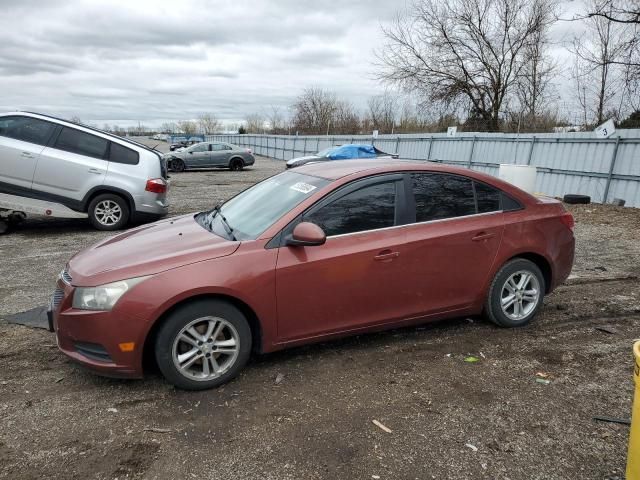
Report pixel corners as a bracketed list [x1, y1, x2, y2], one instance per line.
[50, 160, 575, 390]
[286, 144, 396, 168]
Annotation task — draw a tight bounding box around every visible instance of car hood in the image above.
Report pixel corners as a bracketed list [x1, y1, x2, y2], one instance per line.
[286, 155, 323, 167]
[68, 214, 239, 286]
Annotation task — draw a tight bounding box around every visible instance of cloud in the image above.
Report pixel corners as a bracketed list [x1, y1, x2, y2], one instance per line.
[0, 0, 401, 125]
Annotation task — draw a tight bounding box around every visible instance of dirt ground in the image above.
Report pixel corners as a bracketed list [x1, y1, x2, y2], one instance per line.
[1, 152, 639, 480]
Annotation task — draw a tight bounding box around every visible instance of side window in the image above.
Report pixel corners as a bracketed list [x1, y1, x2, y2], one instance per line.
[211, 143, 226, 151]
[411, 173, 475, 222]
[109, 142, 139, 165]
[225, 145, 233, 150]
[0, 116, 56, 146]
[191, 143, 208, 153]
[54, 127, 108, 159]
[474, 181, 501, 213]
[305, 181, 396, 237]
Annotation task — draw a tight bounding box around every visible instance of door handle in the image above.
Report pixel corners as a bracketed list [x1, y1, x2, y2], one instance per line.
[21, 151, 35, 158]
[88, 168, 103, 174]
[471, 232, 496, 242]
[374, 250, 400, 261]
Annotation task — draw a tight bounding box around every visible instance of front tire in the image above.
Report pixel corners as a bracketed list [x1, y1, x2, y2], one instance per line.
[484, 258, 545, 328]
[88, 193, 130, 231]
[155, 299, 252, 390]
[172, 159, 186, 172]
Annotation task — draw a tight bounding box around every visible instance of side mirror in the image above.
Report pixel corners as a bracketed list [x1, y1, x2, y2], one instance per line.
[286, 222, 326, 247]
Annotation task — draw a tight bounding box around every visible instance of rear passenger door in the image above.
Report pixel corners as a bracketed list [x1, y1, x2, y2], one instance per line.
[186, 143, 210, 168]
[210, 143, 231, 166]
[0, 116, 57, 192]
[401, 173, 504, 317]
[34, 127, 108, 204]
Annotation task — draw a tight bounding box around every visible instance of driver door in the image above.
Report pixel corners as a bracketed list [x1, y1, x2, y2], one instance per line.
[187, 143, 210, 167]
[275, 174, 408, 342]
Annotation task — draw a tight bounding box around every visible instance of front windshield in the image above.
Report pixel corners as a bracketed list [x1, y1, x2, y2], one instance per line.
[197, 171, 330, 240]
[316, 147, 338, 157]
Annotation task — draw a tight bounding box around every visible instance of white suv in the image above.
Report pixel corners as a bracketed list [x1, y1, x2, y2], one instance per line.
[0, 112, 169, 230]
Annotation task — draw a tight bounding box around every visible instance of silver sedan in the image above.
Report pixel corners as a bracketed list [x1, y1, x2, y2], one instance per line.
[166, 142, 255, 172]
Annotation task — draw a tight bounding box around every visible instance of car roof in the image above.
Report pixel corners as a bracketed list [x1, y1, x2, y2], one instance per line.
[296, 158, 536, 202]
[296, 159, 462, 180]
[1, 111, 160, 156]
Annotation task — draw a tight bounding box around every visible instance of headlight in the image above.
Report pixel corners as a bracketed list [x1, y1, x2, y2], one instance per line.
[72, 276, 150, 311]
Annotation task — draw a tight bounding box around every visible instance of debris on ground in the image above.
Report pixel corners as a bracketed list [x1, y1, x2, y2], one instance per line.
[593, 416, 631, 425]
[372, 420, 393, 433]
[275, 373, 285, 384]
[464, 356, 479, 363]
[465, 443, 478, 452]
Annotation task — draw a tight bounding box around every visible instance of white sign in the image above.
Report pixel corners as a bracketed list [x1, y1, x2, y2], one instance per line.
[290, 182, 317, 194]
[372, 130, 379, 138]
[595, 119, 616, 138]
[447, 126, 457, 137]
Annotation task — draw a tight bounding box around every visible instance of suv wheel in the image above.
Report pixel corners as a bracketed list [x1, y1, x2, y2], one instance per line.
[155, 299, 252, 390]
[484, 258, 545, 327]
[88, 193, 130, 231]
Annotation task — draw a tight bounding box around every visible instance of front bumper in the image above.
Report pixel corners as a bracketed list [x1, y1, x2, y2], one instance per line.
[50, 279, 146, 378]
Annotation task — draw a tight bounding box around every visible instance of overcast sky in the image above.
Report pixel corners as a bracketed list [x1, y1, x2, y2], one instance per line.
[0, 0, 583, 128]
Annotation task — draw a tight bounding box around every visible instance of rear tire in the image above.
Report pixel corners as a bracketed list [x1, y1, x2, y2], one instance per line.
[484, 258, 545, 328]
[88, 193, 130, 231]
[155, 299, 252, 390]
[229, 158, 244, 171]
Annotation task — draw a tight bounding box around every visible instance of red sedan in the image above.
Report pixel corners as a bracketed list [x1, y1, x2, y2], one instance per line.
[49, 160, 575, 390]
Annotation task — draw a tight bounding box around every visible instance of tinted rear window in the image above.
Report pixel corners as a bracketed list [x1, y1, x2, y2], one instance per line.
[474, 181, 501, 213]
[54, 127, 108, 159]
[411, 173, 475, 222]
[109, 142, 139, 165]
[0, 116, 56, 146]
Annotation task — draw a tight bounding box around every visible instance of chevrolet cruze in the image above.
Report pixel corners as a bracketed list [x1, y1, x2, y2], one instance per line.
[49, 160, 575, 390]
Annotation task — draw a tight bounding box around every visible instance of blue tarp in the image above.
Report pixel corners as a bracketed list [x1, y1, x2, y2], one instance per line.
[327, 144, 377, 160]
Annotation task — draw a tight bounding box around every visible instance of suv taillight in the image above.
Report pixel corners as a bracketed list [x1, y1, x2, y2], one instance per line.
[146, 178, 167, 194]
[559, 211, 575, 232]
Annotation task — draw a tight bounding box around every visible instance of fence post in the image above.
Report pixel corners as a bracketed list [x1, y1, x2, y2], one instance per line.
[526, 136, 536, 165]
[427, 136, 433, 160]
[303, 137, 308, 155]
[316, 137, 320, 152]
[395, 136, 401, 155]
[292, 136, 297, 160]
[603, 136, 621, 204]
[467, 136, 477, 168]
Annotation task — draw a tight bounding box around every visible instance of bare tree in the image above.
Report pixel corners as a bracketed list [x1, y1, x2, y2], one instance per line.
[177, 120, 197, 135]
[516, 25, 557, 130]
[367, 91, 399, 133]
[265, 106, 286, 134]
[69, 116, 82, 124]
[291, 88, 339, 134]
[160, 122, 177, 134]
[244, 113, 266, 133]
[570, 0, 631, 125]
[197, 114, 220, 135]
[377, 0, 556, 131]
[333, 100, 361, 134]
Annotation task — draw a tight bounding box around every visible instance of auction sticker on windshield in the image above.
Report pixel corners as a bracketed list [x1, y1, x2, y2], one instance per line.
[290, 182, 317, 194]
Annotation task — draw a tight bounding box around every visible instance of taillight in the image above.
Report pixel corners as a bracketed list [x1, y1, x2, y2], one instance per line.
[145, 178, 167, 194]
[559, 211, 575, 232]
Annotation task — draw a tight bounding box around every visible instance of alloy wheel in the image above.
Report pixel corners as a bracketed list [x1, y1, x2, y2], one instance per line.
[94, 200, 122, 226]
[171, 316, 240, 381]
[500, 270, 541, 321]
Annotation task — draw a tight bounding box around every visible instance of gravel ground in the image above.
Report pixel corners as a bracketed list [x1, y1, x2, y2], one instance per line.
[1, 151, 639, 480]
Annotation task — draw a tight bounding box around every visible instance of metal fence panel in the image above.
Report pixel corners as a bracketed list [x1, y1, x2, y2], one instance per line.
[208, 132, 640, 207]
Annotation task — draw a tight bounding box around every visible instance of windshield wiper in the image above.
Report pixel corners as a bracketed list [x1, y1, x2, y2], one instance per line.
[210, 205, 237, 241]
